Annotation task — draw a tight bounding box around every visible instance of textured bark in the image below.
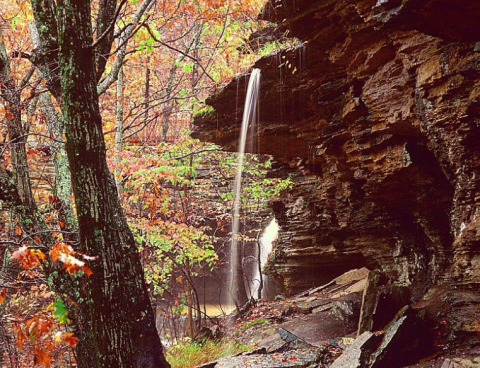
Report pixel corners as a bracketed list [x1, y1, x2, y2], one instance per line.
[30, 0, 61, 98]
[57, 1, 169, 366]
[28, 21, 77, 235]
[27, 0, 170, 366]
[38, 93, 77, 235]
[94, 0, 118, 81]
[114, 66, 124, 195]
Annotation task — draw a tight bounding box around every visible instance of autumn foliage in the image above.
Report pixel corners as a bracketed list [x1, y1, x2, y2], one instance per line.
[0, 0, 288, 366]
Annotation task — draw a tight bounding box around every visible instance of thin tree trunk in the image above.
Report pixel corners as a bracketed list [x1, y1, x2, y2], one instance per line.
[114, 66, 124, 196]
[29, 21, 77, 235]
[143, 56, 150, 143]
[257, 239, 263, 300]
[38, 93, 77, 235]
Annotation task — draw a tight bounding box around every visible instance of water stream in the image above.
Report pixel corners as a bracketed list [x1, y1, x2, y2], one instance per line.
[229, 68, 261, 308]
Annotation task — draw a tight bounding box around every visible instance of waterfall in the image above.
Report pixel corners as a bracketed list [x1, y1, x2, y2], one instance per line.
[229, 68, 261, 308]
[250, 218, 279, 300]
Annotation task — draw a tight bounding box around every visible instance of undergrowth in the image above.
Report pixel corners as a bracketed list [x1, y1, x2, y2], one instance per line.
[240, 317, 270, 331]
[166, 338, 251, 368]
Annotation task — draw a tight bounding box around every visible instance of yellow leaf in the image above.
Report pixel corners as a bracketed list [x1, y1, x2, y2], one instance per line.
[53, 331, 63, 345]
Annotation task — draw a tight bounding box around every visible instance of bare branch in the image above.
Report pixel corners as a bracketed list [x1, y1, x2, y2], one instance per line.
[170, 148, 222, 161]
[97, 0, 155, 95]
[143, 24, 215, 83]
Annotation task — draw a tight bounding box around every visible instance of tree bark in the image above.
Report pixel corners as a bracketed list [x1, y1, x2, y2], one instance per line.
[29, 21, 77, 235]
[114, 65, 124, 196]
[55, 0, 169, 366]
[38, 92, 78, 236]
[26, 0, 171, 366]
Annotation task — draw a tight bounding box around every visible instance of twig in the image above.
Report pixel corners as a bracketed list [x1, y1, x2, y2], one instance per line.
[143, 24, 215, 83]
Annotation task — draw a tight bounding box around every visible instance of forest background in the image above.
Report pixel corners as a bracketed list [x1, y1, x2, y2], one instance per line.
[0, 0, 294, 367]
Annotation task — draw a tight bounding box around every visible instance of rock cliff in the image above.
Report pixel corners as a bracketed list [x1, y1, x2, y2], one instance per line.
[193, 0, 480, 353]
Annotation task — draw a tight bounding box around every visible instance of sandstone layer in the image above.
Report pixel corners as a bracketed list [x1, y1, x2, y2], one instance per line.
[194, 0, 480, 352]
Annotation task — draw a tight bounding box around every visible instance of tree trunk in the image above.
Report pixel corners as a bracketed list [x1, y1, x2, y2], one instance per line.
[234, 239, 249, 306]
[39, 92, 78, 236]
[143, 56, 151, 143]
[114, 66, 124, 196]
[54, 1, 169, 367]
[29, 21, 77, 235]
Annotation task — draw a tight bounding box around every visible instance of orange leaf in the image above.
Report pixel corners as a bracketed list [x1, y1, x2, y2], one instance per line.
[81, 266, 93, 277]
[50, 247, 60, 263]
[16, 328, 26, 350]
[0, 288, 6, 304]
[33, 346, 53, 367]
[31, 249, 46, 263]
[63, 332, 79, 347]
[26, 316, 52, 338]
[12, 247, 40, 269]
[54, 331, 79, 347]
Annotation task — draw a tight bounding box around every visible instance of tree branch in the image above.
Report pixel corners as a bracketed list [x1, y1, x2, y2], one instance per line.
[97, 0, 155, 95]
[90, 0, 127, 50]
[169, 148, 222, 161]
[94, 0, 125, 81]
[143, 24, 215, 83]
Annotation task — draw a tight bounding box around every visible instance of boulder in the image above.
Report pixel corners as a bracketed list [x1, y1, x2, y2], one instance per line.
[369, 306, 432, 368]
[330, 332, 382, 368]
[278, 327, 313, 350]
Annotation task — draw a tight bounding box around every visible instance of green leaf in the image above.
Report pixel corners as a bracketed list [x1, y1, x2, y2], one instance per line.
[53, 298, 69, 323]
[182, 63, 193, 73]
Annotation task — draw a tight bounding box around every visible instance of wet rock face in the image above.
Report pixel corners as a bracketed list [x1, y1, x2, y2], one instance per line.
[193, 0, 480, 349]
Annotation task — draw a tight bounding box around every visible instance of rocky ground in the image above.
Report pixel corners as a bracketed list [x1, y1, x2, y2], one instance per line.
[195, 268, 480, 368]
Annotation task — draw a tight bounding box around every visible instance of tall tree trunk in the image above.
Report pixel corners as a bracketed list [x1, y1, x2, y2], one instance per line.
[143, 56, 151, 143]
[29, 21, 77, 236]
[55, 1, 169, 366]
[114, 66, 124, 196]
[38, 92, 78, 235]
[160, 63, 178, 143]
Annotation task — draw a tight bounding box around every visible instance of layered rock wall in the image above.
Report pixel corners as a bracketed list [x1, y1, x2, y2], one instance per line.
[194, 0, 480, 349]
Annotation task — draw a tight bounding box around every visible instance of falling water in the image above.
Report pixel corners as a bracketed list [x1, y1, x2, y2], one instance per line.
[229, 68, 261, 308]
[250, 219, 279, 300]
